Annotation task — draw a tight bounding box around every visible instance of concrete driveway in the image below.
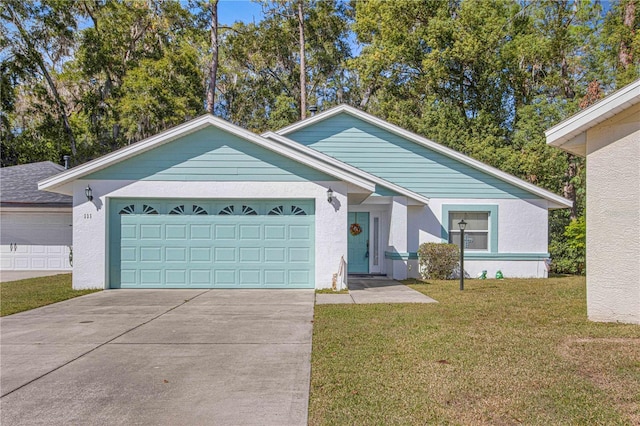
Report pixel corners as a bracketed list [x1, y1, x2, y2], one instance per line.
[0, 289, 314, 426]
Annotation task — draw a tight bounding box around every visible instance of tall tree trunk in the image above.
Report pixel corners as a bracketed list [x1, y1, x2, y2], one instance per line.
[297, 0, 307, 120]
[619, 0, 636, 69]
[7, 6, 77, 156]
[206, 0, 219, 114]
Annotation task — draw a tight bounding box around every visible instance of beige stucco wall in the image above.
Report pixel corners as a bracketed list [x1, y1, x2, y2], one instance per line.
[585, 102, 640, 324]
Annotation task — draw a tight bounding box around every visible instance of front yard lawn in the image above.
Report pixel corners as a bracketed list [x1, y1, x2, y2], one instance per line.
[310, 276, 640, 425]
[0, 274, 100, 316]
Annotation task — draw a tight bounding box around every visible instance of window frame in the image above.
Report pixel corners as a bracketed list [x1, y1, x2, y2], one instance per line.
[441, 204, 498, 253]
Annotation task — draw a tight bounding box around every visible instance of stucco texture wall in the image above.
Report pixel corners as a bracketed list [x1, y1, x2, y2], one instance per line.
[585, 103, 640, 324]
[408, 198, 551, 279]
[71, 180, 347, 290]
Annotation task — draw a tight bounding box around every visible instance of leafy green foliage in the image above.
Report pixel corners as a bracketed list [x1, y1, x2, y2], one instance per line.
[550, 215, 586, 275]
[417, 243, 459, 280]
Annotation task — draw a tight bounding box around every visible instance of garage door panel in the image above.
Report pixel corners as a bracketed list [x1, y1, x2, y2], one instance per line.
[239, 224, 261, 239]
[289, 247, 310, 262]
[110, 199, 314, 288]
[165, 247, 187, 262]
[264, 269, 286, 286]
[166, 225, 187, 240]
[214, 269, 236, 284]
[289, 270, 311, 285]
[140, 270, 162, 285]
[140, 247, 162, 262]
[214, 224, 236, 239]
[190, 247, 212, 262]
[264, 247, 286, 262]
[191, 224, 213, 239]
[239, 247, 261, 262]
[289, 225, 311, 239]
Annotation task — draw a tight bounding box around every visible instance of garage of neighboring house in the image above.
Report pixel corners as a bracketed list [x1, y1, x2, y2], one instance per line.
[109, 199, 315, 288]
[0, 162, 72, 271]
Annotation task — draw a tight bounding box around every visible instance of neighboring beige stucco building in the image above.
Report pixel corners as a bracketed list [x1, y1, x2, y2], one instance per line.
[546, 79, 640, 324]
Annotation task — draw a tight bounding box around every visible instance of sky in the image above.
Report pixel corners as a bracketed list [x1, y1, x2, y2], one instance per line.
[218, 0, 265, 26]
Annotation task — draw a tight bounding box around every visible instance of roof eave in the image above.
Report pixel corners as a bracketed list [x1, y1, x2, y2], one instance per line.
[276, 105, 572, 208]
[545, 79, 640, 153]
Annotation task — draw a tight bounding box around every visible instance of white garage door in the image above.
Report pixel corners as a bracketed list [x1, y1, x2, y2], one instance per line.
[0, 212, 72, 271]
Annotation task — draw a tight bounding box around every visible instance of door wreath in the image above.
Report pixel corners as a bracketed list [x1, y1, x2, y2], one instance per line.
[350, 212, 362, 236]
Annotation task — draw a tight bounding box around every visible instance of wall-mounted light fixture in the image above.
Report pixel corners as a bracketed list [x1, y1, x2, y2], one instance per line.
[85, 185, 93, 201]
[327, 187, 334, 203]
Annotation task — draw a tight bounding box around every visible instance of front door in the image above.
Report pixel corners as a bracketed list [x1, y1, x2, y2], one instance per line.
[348, 212, 369, 274]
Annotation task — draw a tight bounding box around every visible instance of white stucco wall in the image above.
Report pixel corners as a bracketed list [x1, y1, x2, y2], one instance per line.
[407, 198, 551, 278]
[585, 104, 640, 324]
[71, 180, 347, 290]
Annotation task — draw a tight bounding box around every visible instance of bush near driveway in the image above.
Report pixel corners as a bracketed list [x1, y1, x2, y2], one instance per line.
[1, 274, 100, 316]
[309, 276, 640, 425]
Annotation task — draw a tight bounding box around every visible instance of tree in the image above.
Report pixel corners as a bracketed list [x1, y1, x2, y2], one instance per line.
[217, 0, 351, 130]
[1, 0, 79, 158]
[601, 0, 640, 86]
[206, 0, 219, 114]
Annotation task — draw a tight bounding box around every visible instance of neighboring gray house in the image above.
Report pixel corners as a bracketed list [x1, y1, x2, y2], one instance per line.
[1, 162, 72, 271]
[546, 79, 640, 325]
[39, 106, 571, 290]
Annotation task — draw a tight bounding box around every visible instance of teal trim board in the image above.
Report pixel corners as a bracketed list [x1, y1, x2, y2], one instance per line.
[385, 252, 549, 261]
[286, 113, 543, 200]
[441, 204, 499, 253]
[88, 127, 334, 182]
[463, 252, 550, 260]
[384, 251, 419, 260]
[109, 199, 315, 289]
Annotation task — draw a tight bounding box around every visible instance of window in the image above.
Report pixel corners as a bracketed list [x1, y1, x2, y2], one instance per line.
[448, 212, 489, 250]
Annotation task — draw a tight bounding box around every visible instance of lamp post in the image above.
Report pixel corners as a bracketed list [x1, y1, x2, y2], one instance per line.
[458, 219, 467, 291]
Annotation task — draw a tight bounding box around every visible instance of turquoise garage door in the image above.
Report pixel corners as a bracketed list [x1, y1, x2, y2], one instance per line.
[109, 199, 315, 288]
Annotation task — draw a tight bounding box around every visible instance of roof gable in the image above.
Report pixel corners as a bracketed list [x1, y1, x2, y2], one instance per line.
[86, 126, 334, 182]
[278, 105, 572, 208]
[39, 115, 377, 194]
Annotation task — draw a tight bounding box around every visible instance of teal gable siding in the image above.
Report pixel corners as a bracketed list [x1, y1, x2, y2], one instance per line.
[87, 127, 333, 182]
[287, 114, 540, 199]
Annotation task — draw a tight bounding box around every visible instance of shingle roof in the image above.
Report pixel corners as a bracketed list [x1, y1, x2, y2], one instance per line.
[1, 161, 72, 207]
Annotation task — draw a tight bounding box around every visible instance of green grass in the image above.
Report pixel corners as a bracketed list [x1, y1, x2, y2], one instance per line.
[0, 274, 100, 316]
[310, 276, 640, 425]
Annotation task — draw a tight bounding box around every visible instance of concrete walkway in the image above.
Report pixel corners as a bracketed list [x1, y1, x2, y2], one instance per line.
[1, 289, 314, 426]
[315, 276, 438, 305]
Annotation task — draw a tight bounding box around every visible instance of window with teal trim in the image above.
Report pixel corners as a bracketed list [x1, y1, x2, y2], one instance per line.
[442, 204, 498, 253]
[448, 212, 488, 250]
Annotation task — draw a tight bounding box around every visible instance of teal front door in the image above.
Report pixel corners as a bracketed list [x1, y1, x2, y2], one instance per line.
[348, 212, 369, 274]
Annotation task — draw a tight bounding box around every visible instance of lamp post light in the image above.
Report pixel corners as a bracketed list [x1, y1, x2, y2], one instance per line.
[458, 219, 467, 291]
